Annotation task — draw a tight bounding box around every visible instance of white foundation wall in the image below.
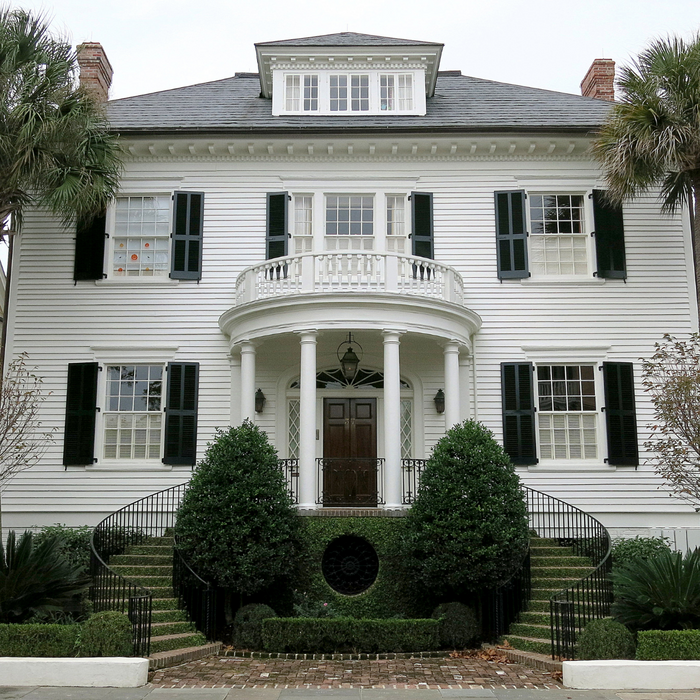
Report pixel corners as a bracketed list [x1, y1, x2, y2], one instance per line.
[2, 141, 698, 535]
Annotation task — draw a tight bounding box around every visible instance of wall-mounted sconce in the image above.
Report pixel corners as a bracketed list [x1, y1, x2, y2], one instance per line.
[434, 389, 445, 414]
[255, 388, 266, 413]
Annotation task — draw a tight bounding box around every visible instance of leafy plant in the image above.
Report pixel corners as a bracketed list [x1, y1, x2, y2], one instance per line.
[232, 603, 277, 650]
[79, 611, 132, 657]
[0, 530, 89, 623]
[611, 536, 671, 569]
[636, 629, 700, 660]
[577, 618, 636, 660]
[402, 420, 529, 597]
[431, 602, 480, 649]
[612, 548, 700, 631]
[34, 525, 93, 573]
[175, 422, 299, 596]
[293, 592, 338, 619]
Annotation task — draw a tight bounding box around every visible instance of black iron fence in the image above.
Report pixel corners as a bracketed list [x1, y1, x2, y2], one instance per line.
[316, 457, 385, 506]
[173, 541, 217, 642]
[482, 551, 532, 641]
[401, 458, 425, 504]
[278, 458, 300, 503]
[90, 482, 215, 656]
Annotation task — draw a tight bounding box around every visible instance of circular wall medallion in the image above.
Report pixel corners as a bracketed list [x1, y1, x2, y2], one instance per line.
[321, 535, 379, 595]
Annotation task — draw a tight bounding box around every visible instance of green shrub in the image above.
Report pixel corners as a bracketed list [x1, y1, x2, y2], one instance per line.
[636, 629, 700, 660]
[34, 525, 93, 572]
[262, 617, 440, 653]
[0, 530, 90, 623]
[293, 517, 418, 619]
[431, 602, 480, 649]
[402, 421, 529, 597]
[233, 604, 277, 650]
[611, 536, 671, 569]
[0, 623, 80, 656]
[175, 422, 299, 596]
[612, 548, 700, 631]
[577, 618, 636, 660]
[79, 611, 132, 657]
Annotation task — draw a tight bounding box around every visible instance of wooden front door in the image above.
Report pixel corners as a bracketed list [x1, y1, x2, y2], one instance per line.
[323, 398, 377, 506]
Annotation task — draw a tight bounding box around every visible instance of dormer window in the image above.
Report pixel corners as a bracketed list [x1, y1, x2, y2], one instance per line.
[285, 74, 319, 112]
[273, 70, 424, 116]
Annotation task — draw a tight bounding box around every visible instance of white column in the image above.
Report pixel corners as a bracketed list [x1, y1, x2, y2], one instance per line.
[443, 341, 461, 430]
[298, 330, 318, 509]
[229, 353, 241, 426]
[383, 330, 403, 509]
[239, 341, 256, 423]
[459, 350, 471, 422]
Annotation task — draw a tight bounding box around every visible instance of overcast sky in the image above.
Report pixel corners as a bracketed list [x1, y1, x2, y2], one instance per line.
[11, 0, 700, 100]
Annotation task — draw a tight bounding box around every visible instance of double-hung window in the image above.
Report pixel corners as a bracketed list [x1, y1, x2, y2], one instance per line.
[113, 196, 171, 276]
[103, 365, 164, 460]
[386, 195, 407, 253]
[536, 365, 597, 460]
[285, 75, 318, 111]
[380, 74, 413, 111]
[529, 195, 588, 276]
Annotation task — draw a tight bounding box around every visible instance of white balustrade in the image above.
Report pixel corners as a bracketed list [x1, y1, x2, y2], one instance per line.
[235, 252, 464, 305]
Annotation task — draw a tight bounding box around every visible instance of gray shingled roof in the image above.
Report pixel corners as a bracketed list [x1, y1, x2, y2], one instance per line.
[107, 71, 613, 135]
[255, 32, 442, 47]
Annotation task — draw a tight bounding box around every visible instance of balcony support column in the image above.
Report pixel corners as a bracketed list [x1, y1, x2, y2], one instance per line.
[459, 350, 472, 422]
[443, 341, 461, 430]
[383, 330, 404, 509]
[229, 353, 241, 426]
[298, 330, 318, 509]
[239, 341, 256, 423]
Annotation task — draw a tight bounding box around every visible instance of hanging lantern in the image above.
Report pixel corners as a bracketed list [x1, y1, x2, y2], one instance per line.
[336, 332, 363, 384]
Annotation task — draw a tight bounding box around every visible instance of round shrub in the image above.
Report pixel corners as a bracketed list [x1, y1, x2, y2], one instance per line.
[612, 548, 700, 631]
[431, 602, 480, 649]
[611, 536, 671, 569]
[577, 618, 635, 660]
[80, 611, 132, 657]
[402, 421, 529, 597]
[175, 422, 299, 595]
[233, 603, 277, 649]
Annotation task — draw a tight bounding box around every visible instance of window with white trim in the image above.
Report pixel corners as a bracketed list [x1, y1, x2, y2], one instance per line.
[325, 196, 374, 236]
[285, 74, 318, 112]
[113, 196, 171, 276]
[293, 195, 313, 254]
[103, 365, 163, 460]
[386, 195, 407, 253]
[380, 74, 413, 111]
[529, 194, 588, 276]
[537, 365, 597, 460]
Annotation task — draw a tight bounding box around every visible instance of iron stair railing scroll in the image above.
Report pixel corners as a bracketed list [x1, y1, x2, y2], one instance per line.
[90, 482, 215, 656]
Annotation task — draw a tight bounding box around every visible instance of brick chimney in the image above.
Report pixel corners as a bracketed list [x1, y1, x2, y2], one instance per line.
[76, 42, 113, 102]
[581, 58, 615, 101]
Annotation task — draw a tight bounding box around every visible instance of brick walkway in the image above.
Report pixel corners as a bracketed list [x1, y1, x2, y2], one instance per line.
[148, 654, 562, 689]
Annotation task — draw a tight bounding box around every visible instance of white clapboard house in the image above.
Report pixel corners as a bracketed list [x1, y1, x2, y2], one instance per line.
[3, 33, 699, 544]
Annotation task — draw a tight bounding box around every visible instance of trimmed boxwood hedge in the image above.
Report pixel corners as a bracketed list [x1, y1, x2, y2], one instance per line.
[294, 516, 424, 618]
[262, 617, 440, 653]
[636, 629, 700, 660]
[0, 623, 80, 657]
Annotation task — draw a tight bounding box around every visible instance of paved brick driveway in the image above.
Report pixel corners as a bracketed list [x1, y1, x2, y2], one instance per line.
[149, 654, 561, 689]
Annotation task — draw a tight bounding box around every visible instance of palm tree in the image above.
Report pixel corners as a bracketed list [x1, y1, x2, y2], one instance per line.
[592, 34, 700, 303]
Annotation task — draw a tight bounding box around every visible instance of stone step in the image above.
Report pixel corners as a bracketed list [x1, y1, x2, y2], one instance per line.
[124, 575, 173, 587]
[528, 538, 559, 547]
[151, 609, 189, 623]
[152, 597, 179, 610]
[111, 554, 172, 566]
[529, 546, 573, 556]
[530, 556, 592, 567]
[150, 632, 207, 655]
[531, 577, 584, 588]
[518, 611, 550, 625]
[150, 621, 196, 636]
[149, 642, 222, 671]
[503, 635, 552, 656]
[509, 622, 551, 639]
[125, 545, 174, 556]
[111, 564, 173, 577]
[530, 566, 593, 578]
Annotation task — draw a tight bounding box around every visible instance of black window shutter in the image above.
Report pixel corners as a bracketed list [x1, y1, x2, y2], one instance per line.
[593, 190, 626, 279]
[501, 362, 537, 465]
[495, 190, 529, 279]
[266, 192, 288, 260]
[63, 362, 99, 466]
[74, 214, 106, 281]
[411, 192, 434, 259]
[163, 362, 199, 466]
[170, 192, 204, 280]
[603, 362, 639, 466]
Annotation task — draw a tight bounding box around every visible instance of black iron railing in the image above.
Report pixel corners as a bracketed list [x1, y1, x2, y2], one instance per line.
[316, 457, 385, 506]
[401, 458, 426, 504]
[482, 551, 532, 641]
[90, 482, 215, 656]
[278, 458, 300, 503]
[173, 540, 217, 641]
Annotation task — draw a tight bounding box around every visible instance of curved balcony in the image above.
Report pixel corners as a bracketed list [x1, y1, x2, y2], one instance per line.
[235, 251, 464, 306]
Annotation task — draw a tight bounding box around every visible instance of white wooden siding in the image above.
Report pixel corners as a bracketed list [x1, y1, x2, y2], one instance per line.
[3, 144, 697, 532]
